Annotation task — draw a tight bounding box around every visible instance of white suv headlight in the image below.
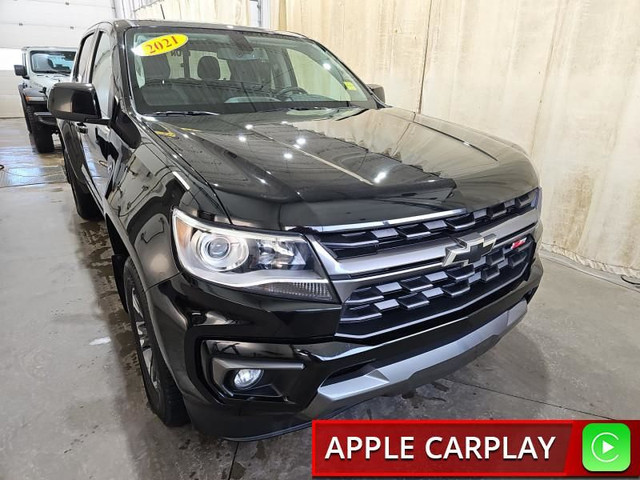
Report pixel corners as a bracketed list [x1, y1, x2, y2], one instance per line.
[532, 188, 542, 215]
[172, 209, 334, 301]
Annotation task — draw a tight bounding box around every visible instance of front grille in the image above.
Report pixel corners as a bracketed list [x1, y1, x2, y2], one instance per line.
[318, 190, 537, 259]
[337, 236, 534, 338]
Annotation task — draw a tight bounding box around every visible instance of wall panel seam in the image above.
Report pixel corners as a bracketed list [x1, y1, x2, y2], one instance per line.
[417, 0, 434, 113]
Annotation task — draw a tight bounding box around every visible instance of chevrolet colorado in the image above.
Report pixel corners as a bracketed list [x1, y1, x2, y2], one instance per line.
[49, 20, 543, 440]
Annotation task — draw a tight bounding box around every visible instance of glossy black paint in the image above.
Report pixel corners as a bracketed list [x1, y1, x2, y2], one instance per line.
[53, 19, 542, 439]
[149, 107, 538, 230]
[47, 82, 105, 123]
[181, 258, 543, 439]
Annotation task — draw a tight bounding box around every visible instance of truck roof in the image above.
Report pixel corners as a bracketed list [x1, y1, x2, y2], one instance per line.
[95, 19, 304, 38]
[21, 46, 77, 52]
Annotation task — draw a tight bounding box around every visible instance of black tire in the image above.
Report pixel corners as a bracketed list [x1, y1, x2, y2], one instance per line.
[32, 123, 54, 153]
[123, 257, 189, 427]
[21, 96, 34, 133]
[62, 149, 71, 183]
[66, 154, 101, 220]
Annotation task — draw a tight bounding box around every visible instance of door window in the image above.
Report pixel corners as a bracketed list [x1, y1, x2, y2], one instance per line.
[91, 32, 113, 117]
[73, 32, 95, 82]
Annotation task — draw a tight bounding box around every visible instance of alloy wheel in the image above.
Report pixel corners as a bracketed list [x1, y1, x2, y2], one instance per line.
[131, 287, 159, 391]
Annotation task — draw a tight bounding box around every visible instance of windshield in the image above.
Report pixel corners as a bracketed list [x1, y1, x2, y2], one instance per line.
[125, 27, 377, 115]
[30, 50, 76, 74]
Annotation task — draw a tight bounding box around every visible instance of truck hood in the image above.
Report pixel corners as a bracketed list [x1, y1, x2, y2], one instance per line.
[147, 107, 538, 231]
[29, 74, 70, 94]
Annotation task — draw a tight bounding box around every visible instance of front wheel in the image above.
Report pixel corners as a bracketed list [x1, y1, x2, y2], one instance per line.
[32, 123, 54, 153]
[123, 258, 189, 427]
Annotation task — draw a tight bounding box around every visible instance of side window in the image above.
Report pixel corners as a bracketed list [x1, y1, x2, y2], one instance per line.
[91, 32, 113, 117]
[287, 49, 349, 100]
[73, 32, 95, 82]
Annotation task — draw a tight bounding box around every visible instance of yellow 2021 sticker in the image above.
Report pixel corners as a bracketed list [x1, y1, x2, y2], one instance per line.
[133, 34, 188, 57]
[343, 81, 356, 91]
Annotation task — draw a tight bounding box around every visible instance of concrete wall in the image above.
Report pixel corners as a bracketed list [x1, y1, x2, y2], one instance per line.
[0, 0, 115, 117]
[29, 0, 638, 277]
[276, 0, 640, 277]
[132, 0, 250, 25]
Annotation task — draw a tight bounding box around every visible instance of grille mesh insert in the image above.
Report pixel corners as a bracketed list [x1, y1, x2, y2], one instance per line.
[338, 237, 534, 338]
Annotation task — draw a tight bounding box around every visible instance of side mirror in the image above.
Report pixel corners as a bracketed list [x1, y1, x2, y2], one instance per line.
[367, 84, 385, 103]
[48, 82, 106, 124]
[14, 65, 27, 77]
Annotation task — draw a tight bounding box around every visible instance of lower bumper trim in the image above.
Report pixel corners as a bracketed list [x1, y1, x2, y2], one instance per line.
[300, 299, 527, 419]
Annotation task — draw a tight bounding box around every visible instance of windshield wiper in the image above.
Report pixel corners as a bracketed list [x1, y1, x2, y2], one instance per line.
[237, 82, 272, 92]
[261, 103, 356, 113]
[149, 110, 220, 116]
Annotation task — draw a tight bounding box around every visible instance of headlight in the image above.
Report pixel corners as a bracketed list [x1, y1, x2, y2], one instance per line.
[172, 209, 334, 301]
[532, 188, 542, 214]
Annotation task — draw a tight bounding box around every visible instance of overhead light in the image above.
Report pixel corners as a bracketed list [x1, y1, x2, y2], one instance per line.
[284, 152, 293, 160]
[295, 137, 306, 145]
[245, 124, 254, 130]
[238, 135, 247, 142]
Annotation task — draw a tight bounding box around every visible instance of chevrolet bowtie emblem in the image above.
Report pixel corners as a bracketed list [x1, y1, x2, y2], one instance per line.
[443, 233, 497, 267]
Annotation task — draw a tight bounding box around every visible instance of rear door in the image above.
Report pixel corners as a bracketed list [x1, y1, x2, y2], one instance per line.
[81, 27, 114, 197]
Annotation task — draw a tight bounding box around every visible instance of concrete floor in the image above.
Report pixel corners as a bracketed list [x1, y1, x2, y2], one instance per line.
[0, 117, 639, 480]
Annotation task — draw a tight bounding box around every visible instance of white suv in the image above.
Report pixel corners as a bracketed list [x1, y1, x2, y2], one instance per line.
[14, 47, 77, 153]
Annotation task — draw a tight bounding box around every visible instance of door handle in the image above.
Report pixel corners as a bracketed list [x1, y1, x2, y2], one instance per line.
[76, 122, 88, 134]
[98, 159, 108, 168]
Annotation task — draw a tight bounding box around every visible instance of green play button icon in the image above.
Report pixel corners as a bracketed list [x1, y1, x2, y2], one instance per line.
[602, 439, 614, 455]
[582, 423, 631, 472]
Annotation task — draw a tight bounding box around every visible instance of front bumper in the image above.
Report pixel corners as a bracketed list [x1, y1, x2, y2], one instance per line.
[33, 111, 57, 129]
[146, 256, 542, 440]
[302, 298, 527, 419]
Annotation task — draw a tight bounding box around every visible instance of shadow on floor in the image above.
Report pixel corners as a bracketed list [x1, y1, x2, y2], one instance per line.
[70, 218, 237, 480]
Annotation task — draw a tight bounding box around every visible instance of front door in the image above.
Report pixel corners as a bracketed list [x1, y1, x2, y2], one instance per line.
[81, 29, 114, 197]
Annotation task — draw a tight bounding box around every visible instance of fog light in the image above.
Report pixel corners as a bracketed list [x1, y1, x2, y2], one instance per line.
[233, 368, 263, 390]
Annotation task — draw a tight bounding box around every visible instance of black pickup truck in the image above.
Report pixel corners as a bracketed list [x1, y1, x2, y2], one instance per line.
[49, 19, 543, 440]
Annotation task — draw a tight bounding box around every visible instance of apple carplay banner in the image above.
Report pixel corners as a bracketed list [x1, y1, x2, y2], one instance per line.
[312, 420, 639, 477]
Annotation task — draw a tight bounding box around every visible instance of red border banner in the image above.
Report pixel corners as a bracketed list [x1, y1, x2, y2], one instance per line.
[312, 420, 640, 477]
